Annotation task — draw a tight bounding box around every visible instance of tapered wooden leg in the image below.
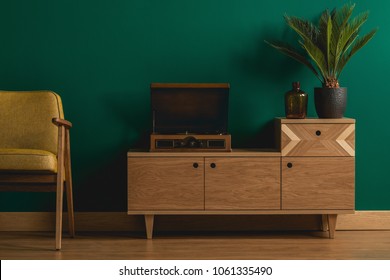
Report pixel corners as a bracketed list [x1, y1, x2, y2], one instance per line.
[55, 180, 64, 250]
[321, 214, 328, 232]
[145, 215, 154, 239]
[55, 126, 66, 250]
[65, 129, 75, 238]
[327, 214, 338, 239]
[65, 181, 75, 237]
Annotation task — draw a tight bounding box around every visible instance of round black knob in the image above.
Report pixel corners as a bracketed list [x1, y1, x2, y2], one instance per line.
[210, 163, 216, 168]
[183, 136, 197, 148]
[193, 163, 199, 168]
[316, 130, 321, 136]
[287, 162, 293, 168]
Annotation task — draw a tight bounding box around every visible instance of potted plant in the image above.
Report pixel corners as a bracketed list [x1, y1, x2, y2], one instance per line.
[266, 3, 377, 118]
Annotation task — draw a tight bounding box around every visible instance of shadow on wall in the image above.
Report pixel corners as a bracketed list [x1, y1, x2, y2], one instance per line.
[75, 90, 150, 211]
[76, 148, 128, 211]
[231, 119, 276, 149]
[247, 120, 276, 148]
[106, 90, 151, 149]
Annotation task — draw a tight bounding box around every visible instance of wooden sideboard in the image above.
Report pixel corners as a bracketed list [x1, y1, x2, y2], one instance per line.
[128, 118, 355, 239]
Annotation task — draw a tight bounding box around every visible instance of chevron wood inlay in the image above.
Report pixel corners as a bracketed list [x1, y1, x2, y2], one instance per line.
[336, 124, 355, 156]
[281, 124, 301, 156]
[281, 123, 355, 156]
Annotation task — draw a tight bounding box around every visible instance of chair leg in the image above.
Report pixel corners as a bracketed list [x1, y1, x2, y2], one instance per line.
[56, 126, 66, 250]
[56, 179, 64, 250]
[65, 182, 75, 237]
[65, 129, 75, 237]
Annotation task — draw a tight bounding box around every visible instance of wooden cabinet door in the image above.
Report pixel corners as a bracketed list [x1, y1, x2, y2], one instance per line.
[205, 157, 280, 210]
[128, 157, 204, 210]
[282, 157, 355, 210]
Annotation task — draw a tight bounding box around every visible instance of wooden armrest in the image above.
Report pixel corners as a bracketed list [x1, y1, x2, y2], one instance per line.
[52, 118, 72, 129]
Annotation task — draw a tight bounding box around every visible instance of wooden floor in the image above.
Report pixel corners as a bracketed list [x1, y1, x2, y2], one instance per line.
[1, 230, 390, 260]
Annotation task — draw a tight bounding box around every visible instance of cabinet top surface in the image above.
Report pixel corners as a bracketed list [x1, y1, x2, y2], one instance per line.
[128, 148, 281, 157]
[276, 117, 355, 124]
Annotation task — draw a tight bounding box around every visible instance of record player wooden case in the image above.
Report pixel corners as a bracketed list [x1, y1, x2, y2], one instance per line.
[150, 83, 231, 152]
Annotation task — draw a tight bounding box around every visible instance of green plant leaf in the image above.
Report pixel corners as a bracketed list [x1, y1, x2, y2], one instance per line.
[318, 9, 329, 53]
[341, 32, 358, 57]
[333, 3, 355, 32]
[331, 4, 355, 75]
[284, 15, 318, 44]
[326, 13, 333, 74]
[337, 11, 369, 58]
[318, 9, 333, 73]
[266, 3, 376, 87]
[336, 28, 377, 78]
[264, 40, 321, 81]
[299, 39, 327, 82]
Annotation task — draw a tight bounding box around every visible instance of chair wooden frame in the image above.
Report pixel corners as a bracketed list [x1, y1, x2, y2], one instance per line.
[0, 118, 75, 250]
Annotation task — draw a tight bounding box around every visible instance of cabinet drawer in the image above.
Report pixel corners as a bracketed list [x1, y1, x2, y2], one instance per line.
[128, 157, 204, 210]
[281, 123, 355, 156]
[282, 157, 355, 210]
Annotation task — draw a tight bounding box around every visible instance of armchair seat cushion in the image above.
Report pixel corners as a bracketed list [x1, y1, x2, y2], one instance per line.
[0, 149, 57, 173]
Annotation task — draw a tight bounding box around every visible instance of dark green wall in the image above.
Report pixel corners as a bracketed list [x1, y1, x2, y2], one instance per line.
[0, 0, 388, 211]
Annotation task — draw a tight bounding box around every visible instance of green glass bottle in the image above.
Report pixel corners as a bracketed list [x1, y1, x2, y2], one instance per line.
[285, 81, 308, 119]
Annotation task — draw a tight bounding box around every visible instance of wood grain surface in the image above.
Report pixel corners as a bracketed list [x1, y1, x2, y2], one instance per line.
[128, 157, 204, 210]
[1, 230, 390, 259]
[282, 157, 355, 210]
[205, 157, 280, 210]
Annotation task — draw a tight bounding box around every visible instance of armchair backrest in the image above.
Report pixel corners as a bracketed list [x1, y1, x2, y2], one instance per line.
[0, 90, 64, 155]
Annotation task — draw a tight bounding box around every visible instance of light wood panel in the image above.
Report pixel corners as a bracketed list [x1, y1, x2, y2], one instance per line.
[1, 231, 390, 260]
[205, 157, 280, 209]
[1, 211, 390, 231]
[128, 157, 204, 210]
[281, 123, 355, 156]
[282, 157, 355, 210]
[128, 149, 281, 157]
[337, 211, 390, 230]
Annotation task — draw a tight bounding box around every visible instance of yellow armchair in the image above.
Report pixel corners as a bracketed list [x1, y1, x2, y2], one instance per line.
[0, 90, 75, 250]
